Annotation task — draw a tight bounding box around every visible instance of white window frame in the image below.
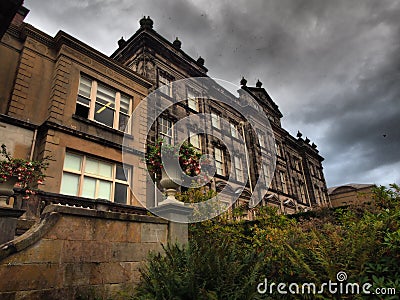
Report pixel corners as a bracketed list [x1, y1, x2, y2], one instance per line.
[300, 183, 307, 203]
[259, 133, 265, 148]
[189, 131, 201, 151]
[76, 75, 133, 133]
[158, 117, 174, 144]
[230, 123, 238, 139]
[214, 147, 225, 176]
[61, 152, 132, 204]
[159, 71, 172, 97]
[234, 156, 244, 182]
[211, 113, 221, 129]
[262, 163, 271, 185]
[280, 171, 288, 194]
[187, 89, 199, 111]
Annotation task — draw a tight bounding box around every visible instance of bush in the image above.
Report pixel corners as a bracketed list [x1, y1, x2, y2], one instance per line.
[134, 185, 400, 299]
[133, 241, 265, 300]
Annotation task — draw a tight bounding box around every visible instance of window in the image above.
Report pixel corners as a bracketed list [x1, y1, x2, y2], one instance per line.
[275, 142, 283, 157]
[61, 152, 131, 204]
[214, 147, 225, 176]
[280, 171, 288, 194]
[262, 164, 271, 185]
[158, 117, 173, 144]
[76, 75, 132, 133]
[315, 186, 321, 204]
[159, 71, 172, 96]
[294, 158, 301, 171]
[230, 123, 238, 139]
[234, 156, 244, 182]
[189, 131, 201, 151]
[187, 89, 199, 111]
[259, 133, 265, 148]
[95, 83, 116, 127]
[310, 163, 315, 176]
[300, 183, 307, 203]
[211, 113, 220, 129]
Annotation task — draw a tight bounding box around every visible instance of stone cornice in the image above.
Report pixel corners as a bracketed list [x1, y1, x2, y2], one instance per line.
[38, 120, 144, 156]
[20, 23, 152, 90]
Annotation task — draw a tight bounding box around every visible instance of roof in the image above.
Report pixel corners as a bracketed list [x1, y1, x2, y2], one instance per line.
[328, 183, 375, 195]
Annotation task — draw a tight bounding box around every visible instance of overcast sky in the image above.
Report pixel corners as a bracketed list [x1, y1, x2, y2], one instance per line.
[24, 0, 400, 187]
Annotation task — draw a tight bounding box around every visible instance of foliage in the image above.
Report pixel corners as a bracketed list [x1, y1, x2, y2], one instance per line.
[134, 184, 400, 299]
[145, 139, 202, 176]
[133, 242, 265, 300]
[0, 144, 49, 198]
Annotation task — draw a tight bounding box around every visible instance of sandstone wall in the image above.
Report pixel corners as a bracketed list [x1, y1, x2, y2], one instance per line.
[0, 205, 170, 299]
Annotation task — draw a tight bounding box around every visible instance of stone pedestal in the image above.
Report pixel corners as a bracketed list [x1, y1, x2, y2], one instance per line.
[152, 203, 193, 245]
[0, 207, 25, 245]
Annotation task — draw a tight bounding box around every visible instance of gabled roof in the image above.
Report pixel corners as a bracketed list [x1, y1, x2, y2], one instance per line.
[110, 17, 207, 77]
[243, 86, 283, 118]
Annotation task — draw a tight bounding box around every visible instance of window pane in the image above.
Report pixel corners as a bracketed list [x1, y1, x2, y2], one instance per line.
[98, 180, 111, 200]
[64, 153, 82, 171]
[99, 161, 112, 178]
[116, 164, 127, 181]
[75, 103, 89, 118]
[61, 173, 80, 196]
[85, 158, 98, 175]
[120, 94, 131, 114]
[215, 148, 222, 161]
[231, 124, 237, 138]
[190, 134, 200, 149]
[77, 95, 90, 106]
[94, 103, 114, 127]
[216, 162, 224, 175]
[211, 114, 220, 128]
[79, 76, 92, 98]
[234, 157, 241, 168]
[96, 84, 116, 108]
[82, 177, 96, 198]
[114, 183, 127, 204]
[119, 113, 129, 131]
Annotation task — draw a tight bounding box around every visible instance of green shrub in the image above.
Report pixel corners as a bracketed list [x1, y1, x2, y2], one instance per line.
[134, 185, 400, 299]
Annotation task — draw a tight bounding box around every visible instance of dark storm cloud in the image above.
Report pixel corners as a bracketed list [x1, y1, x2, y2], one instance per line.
[24, 0, 400, 186]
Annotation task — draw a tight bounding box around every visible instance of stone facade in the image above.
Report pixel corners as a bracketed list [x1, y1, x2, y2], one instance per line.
[111, 17, 331, 214]
[0, 9, 329, 215]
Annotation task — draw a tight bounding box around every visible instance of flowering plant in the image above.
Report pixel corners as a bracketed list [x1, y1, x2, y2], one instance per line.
[0, 144, 49, 198]
[145, 139, 202, 176]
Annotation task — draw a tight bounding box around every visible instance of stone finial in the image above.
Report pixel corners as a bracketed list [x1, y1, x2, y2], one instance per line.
[311, 142, 317, 149]
[256, 79, 262, 88]
[118, 37, 126, 48]
[296, 130, 302, 138]
[140, 16, 153, 29]
[305, 137, 310, 143]
[197, 56, 205, 66]
[240, 76, 247, 87]
[173, 37, 182, 49]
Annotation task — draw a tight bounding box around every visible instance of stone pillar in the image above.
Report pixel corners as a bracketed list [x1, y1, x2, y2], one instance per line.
[0, 207, 25, 245]
[152, 203, 193, 245]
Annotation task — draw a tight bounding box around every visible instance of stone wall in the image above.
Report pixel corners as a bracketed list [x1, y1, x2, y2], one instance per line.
[0, 204, 171, 299]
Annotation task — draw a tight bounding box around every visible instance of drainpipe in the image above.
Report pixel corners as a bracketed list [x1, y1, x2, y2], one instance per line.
[29, 129, 37, 160]
[239, 121, 253, 198]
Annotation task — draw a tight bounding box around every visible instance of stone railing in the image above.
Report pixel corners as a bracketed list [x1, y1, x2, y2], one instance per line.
[12, 189, 148, 220]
